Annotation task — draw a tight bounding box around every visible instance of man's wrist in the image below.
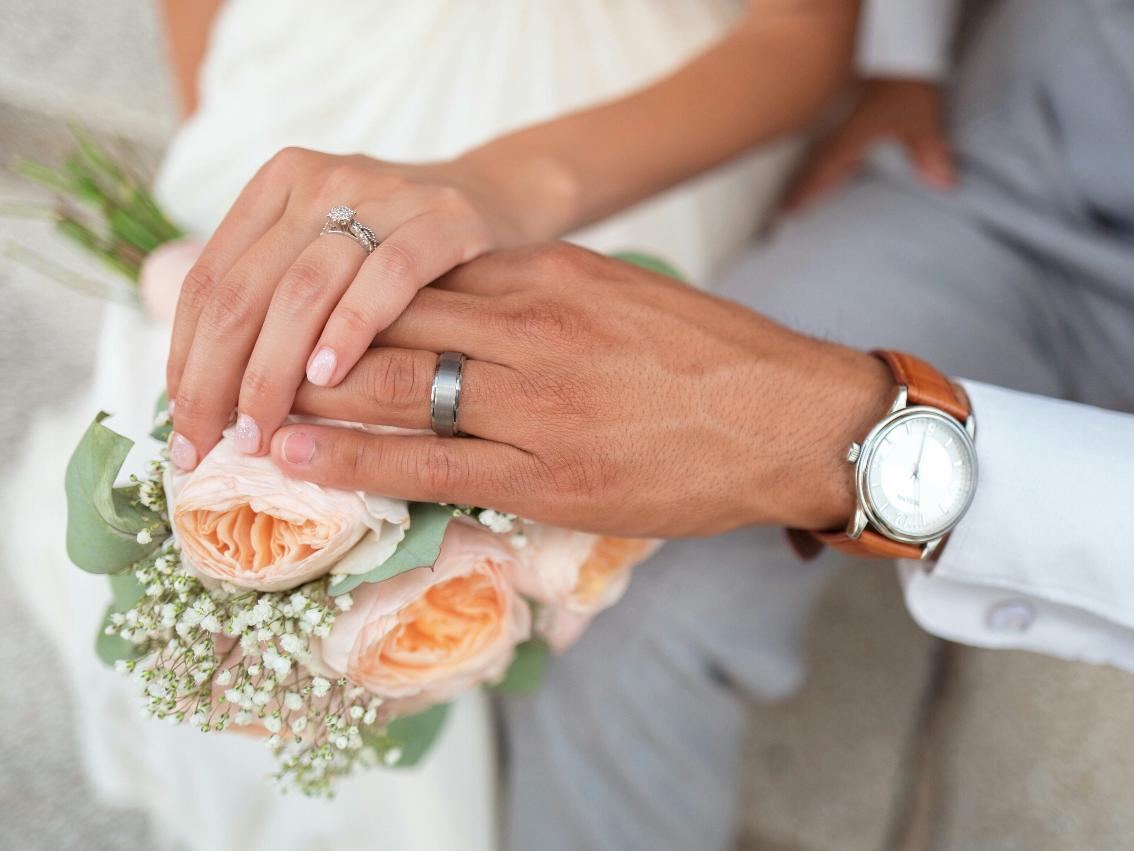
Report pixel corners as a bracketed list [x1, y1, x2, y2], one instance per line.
[795, 349, 895, 531]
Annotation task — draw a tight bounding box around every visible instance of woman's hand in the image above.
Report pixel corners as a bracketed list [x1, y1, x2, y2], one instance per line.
[782, 77, 955, 213]
[166, 148, 538, 470]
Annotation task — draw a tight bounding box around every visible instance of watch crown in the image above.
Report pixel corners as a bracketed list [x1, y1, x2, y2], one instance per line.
[846, 442, 862, 463]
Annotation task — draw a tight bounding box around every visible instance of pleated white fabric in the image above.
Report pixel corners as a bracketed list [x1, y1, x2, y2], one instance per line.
[156, 0, 798, 285]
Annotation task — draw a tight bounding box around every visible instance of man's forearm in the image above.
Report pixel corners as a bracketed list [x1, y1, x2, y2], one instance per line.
[455, 0, 860, 244]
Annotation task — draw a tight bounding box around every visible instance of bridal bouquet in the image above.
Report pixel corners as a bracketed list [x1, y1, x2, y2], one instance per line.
[66, 406, 655, 796]
[38, 133, 670, 795]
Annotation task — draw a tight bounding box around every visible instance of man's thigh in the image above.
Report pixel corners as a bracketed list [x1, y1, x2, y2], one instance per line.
[717, 174, 1066, 399]
[502, 178, 1068, 851]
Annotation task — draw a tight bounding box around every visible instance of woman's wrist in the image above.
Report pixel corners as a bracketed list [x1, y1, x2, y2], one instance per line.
[450, 143, 583, 245]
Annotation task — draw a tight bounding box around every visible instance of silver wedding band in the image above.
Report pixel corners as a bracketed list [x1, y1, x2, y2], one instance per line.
[430, 351, 467, 437]
[320, 205, 379, 254]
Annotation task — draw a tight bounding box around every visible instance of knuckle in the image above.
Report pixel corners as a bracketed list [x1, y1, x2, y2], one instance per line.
[416, 443, 467, 499]
[530, 242, 584, 275]
[373, 242, 419, 287]
[201, 281, 255, 336]
[240, 367, 277, 408]
[179, 261, 222, 314]
[331, 301, 373, 338]
[321, 162, 356, 195]
[542, 452, 605, 501]
[366, 349, 422, 408]
[504, 296, 579, 343]
[171, 389, 209, 431]
[378, 170, 413, 195]
[275, 257, 325, 310]
[264, 146, 310, 176]
[345, 437, 374, 484]
[432, 185, 473, 216]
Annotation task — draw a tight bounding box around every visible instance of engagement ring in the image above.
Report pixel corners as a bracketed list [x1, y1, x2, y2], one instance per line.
[320, 205, 378, 254]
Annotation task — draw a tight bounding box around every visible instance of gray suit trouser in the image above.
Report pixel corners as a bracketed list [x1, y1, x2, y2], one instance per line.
[501, 1, 1134, 849]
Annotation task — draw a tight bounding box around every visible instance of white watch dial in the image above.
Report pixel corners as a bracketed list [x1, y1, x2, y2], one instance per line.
[860, 409, 977, 542]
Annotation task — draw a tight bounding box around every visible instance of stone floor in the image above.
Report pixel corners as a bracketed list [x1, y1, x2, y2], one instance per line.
[3, 3, 1134, 850]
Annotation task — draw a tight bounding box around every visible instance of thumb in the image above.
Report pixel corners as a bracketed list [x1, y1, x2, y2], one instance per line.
[907, 135, 956, 189]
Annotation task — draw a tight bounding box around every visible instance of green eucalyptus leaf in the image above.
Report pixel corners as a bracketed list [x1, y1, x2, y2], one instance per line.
[366, 703, 451, 768]
[109, 571, 146, 610]
[330, 503, 454, 596]
[94, 573, 147, 667]
[612, 250, 687, 282]
[492, 636, 549, 695]
[66, 412, 161, 573]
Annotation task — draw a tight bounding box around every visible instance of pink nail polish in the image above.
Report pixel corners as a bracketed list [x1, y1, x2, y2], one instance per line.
[307, 347, 337, 386]
[171, 432, 198, 470]
[234, 414, 261, 454]
[282, 432, 315, 465]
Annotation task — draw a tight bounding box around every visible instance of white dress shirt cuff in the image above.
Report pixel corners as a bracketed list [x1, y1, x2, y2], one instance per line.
[856, 0, 962, 80]
[899, 381, 1134, 672]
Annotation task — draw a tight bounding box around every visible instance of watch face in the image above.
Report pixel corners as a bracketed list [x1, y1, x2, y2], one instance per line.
[859, 408, 977, 543]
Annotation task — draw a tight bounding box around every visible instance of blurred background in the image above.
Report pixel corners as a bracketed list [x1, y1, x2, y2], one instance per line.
[2, 2, 1134, 850]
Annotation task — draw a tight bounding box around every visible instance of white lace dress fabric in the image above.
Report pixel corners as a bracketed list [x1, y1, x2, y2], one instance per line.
[4, 1, 802, 849]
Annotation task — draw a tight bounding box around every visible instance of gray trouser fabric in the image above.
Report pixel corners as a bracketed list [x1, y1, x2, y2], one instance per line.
[501, 1, 1134, 849]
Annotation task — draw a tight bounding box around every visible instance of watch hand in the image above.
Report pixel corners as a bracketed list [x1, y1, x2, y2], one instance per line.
[913, 426, 931, 480]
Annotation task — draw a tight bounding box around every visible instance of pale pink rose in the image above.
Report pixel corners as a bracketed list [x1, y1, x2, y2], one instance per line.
[508, 527, 660, 651]
[139, 237, 204, 324]
[319, 522, 531, 706]
[164, 429, 409, 592]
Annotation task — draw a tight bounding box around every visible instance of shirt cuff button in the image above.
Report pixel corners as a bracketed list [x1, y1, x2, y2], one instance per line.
[987, 599, 1036, 634]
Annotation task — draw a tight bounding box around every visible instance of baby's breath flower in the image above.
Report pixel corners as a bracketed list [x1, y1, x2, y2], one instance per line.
[382, 747, 403, 767]
[477, 508, 516, 534]
[280, 633, 303, 655]
[105, 454, 402, 797]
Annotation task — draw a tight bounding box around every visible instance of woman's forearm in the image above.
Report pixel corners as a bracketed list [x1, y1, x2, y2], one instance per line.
[159, 0, 226, 116]
[457, 0, 861, 243]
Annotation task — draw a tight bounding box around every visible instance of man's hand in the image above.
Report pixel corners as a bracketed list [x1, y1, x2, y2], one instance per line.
[783, 78, 955, 213]
[270, 245, 894, 538]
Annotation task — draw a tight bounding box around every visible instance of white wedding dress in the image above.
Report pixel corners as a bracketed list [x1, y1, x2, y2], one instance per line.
[3, 1, 801, 849]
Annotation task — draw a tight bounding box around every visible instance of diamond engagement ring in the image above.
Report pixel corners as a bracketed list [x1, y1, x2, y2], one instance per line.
[320, 205, 379, 254]
[430, 351, 467, 437]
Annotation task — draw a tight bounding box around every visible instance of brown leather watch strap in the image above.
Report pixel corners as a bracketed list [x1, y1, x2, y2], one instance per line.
[873, 350, 970, 422]
[787, 350, 971, 562]
[813, 529, 924, 560]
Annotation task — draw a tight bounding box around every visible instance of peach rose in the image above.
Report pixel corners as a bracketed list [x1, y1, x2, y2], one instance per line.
[319, 522, 531, 707]
[165, 429, 409, 592]
[139, 237, 205, 325]
[508, 526, 660, 651]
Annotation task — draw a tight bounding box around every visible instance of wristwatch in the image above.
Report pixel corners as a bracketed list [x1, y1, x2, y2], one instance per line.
[790, 350, 978, 561]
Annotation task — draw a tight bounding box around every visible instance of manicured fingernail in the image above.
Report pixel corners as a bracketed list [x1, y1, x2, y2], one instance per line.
[282, 432, 315, 465]
[171, 432, 198, 470]
[234, 414, 261, 454]
[307, 347, 337, 386]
